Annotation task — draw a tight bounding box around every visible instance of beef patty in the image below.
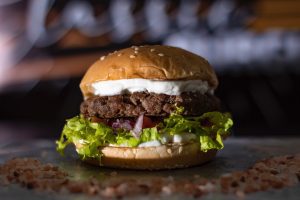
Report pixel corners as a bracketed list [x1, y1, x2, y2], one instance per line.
[80, 92, 221, 118]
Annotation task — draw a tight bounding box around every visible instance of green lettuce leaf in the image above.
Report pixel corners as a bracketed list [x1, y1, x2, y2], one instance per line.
[199, 134, 224, 152]
[197, 112, 233, 135]
[115, 131, 140, 147]
[56, 109, 233, 159]
[160, 107, 204, 135]
[160, 108, 233, 152]
[140, 127, 160, 143]
[56, 115, 115, 159]
[114, 127, 160, 147]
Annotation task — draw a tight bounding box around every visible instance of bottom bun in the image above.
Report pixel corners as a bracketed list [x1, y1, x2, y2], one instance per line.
[75, 142, 217, 170]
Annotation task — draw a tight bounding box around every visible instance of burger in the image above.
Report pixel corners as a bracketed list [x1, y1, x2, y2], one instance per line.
[56, 45, 233, 170]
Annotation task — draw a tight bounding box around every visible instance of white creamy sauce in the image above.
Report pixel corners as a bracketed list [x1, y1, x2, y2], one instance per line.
[78, 133, 197, 148]
[172, 133, 197, 143]
[161, 133, 197, 144]
[160, 134, 172, 144]
[137, 133, 197, 147]
[91, 78, 213, 96]
[138, 140, 161, 147]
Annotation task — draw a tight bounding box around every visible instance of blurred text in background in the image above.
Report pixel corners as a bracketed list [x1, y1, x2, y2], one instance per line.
[0, 0, 299, 140]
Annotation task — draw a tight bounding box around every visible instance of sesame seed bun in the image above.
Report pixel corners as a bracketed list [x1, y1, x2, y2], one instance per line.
[74, 142, 217, 170]
[80, 45, 218, 98]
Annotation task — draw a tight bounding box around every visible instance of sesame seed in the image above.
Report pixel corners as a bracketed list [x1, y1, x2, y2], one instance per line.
[134, 47, 139, 51]
[150, 49, 155, 52]
[117, 53, 122, 57]
[100, 56, 105, 61]
[113, 51, 117, 54]
[130, 55, 136, 58]
[134, 51, 138, 54]
[131, 45, 137, 48]
[158, 53, 164, 56]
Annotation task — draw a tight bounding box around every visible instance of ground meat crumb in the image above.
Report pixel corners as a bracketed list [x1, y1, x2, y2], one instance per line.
[0, 154, 299, 198]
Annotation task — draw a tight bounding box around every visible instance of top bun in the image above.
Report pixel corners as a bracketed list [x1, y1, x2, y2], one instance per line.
[80, 45, 218, 97]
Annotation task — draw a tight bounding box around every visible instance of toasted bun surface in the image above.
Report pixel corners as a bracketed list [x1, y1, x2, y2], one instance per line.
[80, 45, 218, 97]
[75, 142, 217, 170]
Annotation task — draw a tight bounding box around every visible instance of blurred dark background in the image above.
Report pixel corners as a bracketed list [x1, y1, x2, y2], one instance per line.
[0, 0, 299, 140]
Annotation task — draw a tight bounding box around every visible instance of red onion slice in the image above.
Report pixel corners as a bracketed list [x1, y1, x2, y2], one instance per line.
[132, 114, 144, 138]
[111, 119, 133, 131]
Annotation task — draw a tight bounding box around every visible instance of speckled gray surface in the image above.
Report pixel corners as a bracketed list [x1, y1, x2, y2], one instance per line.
[0, 138, 299, 200]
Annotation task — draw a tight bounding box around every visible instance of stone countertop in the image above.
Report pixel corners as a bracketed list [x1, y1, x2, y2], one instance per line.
[0, 137, 300, 200]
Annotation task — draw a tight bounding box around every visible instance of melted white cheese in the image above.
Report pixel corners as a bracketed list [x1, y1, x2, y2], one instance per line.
[91, 78, 213, 96]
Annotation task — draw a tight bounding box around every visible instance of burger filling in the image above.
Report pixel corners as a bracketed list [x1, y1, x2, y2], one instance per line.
[57, 104, 233, 160]
[80, 92, 221, 118]
[57, 79, 232, 160]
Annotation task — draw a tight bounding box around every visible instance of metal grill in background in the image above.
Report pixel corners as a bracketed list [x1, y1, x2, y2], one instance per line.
[0, 0, 299, 137]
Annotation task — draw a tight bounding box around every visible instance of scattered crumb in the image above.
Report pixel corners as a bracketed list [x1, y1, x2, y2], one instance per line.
[0, 154, 299, 198]
[219, 154, 300, 194]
